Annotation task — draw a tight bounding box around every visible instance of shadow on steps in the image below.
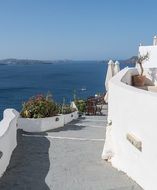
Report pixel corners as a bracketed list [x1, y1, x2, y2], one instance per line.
[0, 129, 50, 190]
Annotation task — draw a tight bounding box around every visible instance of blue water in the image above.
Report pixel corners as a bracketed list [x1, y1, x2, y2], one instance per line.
[0, 61, 134, 118]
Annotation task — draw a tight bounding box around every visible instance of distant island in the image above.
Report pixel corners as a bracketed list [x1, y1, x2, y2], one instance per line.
[119, 56, 137, 64]
[104, 56, 137, 64]
[0, 56, 137, 65]
[0, 59, 54, 65]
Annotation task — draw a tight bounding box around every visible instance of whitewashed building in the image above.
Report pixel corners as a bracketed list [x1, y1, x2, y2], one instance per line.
[102, 36, 157, 190]
[139, 36, 157, 68]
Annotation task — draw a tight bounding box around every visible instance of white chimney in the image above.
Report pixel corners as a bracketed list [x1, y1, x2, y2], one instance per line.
[153, 35, 157, 46]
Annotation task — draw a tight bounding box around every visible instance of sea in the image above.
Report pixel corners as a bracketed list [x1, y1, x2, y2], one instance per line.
[0, 61, 134, 118]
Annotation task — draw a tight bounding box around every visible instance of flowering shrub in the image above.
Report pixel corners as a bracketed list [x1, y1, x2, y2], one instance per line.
[74, 99, 86, 113]
[20, 94, 59, 118]
[59, 104, 76, 114]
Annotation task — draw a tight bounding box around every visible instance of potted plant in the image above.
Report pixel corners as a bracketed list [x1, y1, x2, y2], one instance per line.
[132, 52, 149, 86]
[59, 104, 78, 124]
[74, 99, 86, 115]
[60, 104, 76, 115]
[18, 94, 64, 132]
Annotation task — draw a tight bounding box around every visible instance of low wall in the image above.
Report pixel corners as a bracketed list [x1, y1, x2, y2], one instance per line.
[18, 115, 65, 132]
[64, 111, 78, 125]
[0, 109, 19, 177]
[102, 68, 157, 190]
[73, 111, 79, 120]
[18, 111, 79, 132]
[71, 101, 78, 111]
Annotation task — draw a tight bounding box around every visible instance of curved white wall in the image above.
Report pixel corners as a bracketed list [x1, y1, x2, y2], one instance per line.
[18, 115, 65, 132]
[18, 111, 79, 133]
[64, 111, 78, 125]
[0, 109, 19, 177]
[102, 68, 157, 190]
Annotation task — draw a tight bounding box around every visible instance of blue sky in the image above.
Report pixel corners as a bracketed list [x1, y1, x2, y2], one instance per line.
[0, 0, 156, 60]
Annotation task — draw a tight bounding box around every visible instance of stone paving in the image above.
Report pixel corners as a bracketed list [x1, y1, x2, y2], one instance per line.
[0, 105, 143, 190]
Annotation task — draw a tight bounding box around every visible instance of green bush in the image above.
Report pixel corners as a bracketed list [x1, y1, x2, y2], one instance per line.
[58, 104, 76, 114]
[74, 99, 86, 113]
[20, 94, 59, 118]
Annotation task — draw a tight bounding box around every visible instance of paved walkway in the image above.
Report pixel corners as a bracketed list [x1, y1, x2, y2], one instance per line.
[0, 105, 143, 190]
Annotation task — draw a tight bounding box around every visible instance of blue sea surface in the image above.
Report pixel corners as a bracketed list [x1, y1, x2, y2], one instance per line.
[0, 61, 134, 118]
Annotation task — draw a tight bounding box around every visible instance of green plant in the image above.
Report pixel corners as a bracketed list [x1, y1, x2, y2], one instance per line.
[20, 94, 59, 118]
[74, 99, 86, 113]
[136, 52, 149, 75]
[62, 104, 76, 114]
[58, 104, 76, 114]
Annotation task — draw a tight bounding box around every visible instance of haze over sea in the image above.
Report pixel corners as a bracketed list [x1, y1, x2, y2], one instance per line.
[0, 61, 133, 118]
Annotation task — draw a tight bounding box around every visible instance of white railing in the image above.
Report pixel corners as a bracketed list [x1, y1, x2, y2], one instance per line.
[0, 109, 19, 177]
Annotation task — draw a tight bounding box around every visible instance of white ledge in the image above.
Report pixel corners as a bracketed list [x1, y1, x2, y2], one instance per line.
[0, 109, 19, 177]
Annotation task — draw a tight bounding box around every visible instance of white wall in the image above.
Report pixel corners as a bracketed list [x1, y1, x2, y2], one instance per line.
[18, 111, 79, 132]
[139, 45, 157, 68]
[71, 101, 78, 111]
[64, 111, 78, 125]
[102, 68, 157, 190]
[0, 109, 19, 177]
[18, 115, 64, 132]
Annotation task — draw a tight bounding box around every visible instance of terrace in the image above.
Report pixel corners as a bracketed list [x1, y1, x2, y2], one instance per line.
[0, 105, 142, 190]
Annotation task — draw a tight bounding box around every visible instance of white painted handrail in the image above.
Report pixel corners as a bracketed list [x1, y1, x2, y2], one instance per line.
[0, 109, 19, 177]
